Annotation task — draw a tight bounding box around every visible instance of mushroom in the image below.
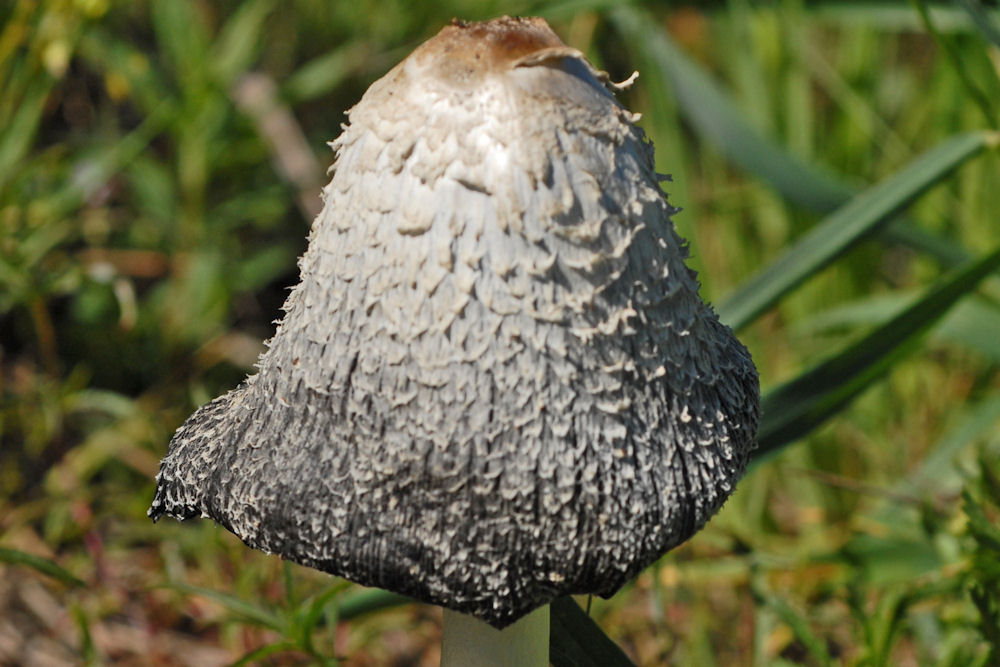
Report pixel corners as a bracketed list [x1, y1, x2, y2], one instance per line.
[149, 15, 760, 665]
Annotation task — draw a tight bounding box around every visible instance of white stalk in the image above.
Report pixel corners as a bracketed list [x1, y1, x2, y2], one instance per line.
[441, 604, 549, 667]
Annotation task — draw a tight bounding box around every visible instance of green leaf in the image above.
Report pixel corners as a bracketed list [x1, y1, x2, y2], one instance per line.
[717, 131, 994, 331]
[0, 546, 85, 587]
[755, 245, 1000, 459]
[550, 597, 636, 667]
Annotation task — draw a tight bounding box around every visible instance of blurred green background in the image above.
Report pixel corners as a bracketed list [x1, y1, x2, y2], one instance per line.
[2, 1, 999, 665]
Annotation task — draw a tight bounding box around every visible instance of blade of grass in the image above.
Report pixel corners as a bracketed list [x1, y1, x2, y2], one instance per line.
[71, 604, 97, 663]
[0, 78, 53, 194]
[211, 0, 274, 86]
[0, 2, 35, 97]
[550, 596, 636, 667]
[719, 131, 995, 330]
[150, 0, 211, 92]
[77, 28, 178, 116]
[869, 588, 913, 666]
[813, 2, 1000, 33]
[912, 0, 999, 129]
[623, 21, 699, 251]
[536, 0, 638, 22]
[882, 222, 972, 267]
[230, 641, 300, 667]
[964, 489, 1000, 553]
[329, 590, 641, 666]
[907, 393, 1000, 493]
[610, 6, 849, 213]
[50, 103, 173, 218]
[283, 560, 296, 609]
[0, 546, 85, 587]
[609, 6, 987, 271]
[296, 583, 350, 655]
[281, 40, 370, 104]
[162, 581, 284, 631]
[955, 0, 1000, 47]
[750, 575, 832, 667]
[803, 292, 1000, 362]
[754, 245, 1000, 459]
[1, 103, 173, 312]
[334, 588, 411, 620]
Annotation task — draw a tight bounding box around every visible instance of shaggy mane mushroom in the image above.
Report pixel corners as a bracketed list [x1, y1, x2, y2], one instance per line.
[150, 15, 760, 665]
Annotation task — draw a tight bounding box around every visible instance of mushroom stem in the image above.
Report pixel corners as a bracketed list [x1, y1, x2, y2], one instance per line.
[441, 605, 549, 666]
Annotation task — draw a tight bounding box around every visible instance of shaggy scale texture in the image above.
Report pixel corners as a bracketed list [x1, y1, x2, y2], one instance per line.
[149, 16, 761, 628]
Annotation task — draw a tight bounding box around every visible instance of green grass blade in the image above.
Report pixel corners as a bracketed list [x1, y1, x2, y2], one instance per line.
[0, 78, 52, 194]
[289, 588, 640, 664]
[281, 41, 370, 104]
[813, 3, 1000, 33]
[537, 0, 638, 21]
[610, 6, 850, 213]
[963, 489, 1000, 553]
[913, 0, 999, 129]
[882, 222, 972, 267]
[550, 597, 636, 667]
[0, 547, 85, 587]
[609, 6, 989, 271]
[52, 104, 172, 219]
[150, 0, 211, 91]
[71, 604, 97, 663]
[211, 0, 274, 86]
[230, 640, 300, 667]
[804, 292, 1000, 363]
[718, 131, 995, 330]
[334, 588, 411, 620]
[955, 0, 1000, 47]
[754, 245, 1000, 459]
[161, 582, 284, 631]
[77, 28, 178, 116]
[907, 393, 1000, 493]
[296, 583, 351, 654]
[751, 582, 832, 667]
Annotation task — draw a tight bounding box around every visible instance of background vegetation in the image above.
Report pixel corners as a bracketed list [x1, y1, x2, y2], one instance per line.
[2, 0, 999, 664]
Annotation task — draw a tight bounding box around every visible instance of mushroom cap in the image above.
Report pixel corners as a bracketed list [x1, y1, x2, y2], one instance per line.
[149, 16, 760, 628]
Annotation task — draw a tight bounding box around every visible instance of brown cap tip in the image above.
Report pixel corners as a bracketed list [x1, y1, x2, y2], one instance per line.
[410, 16, 576, 84]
